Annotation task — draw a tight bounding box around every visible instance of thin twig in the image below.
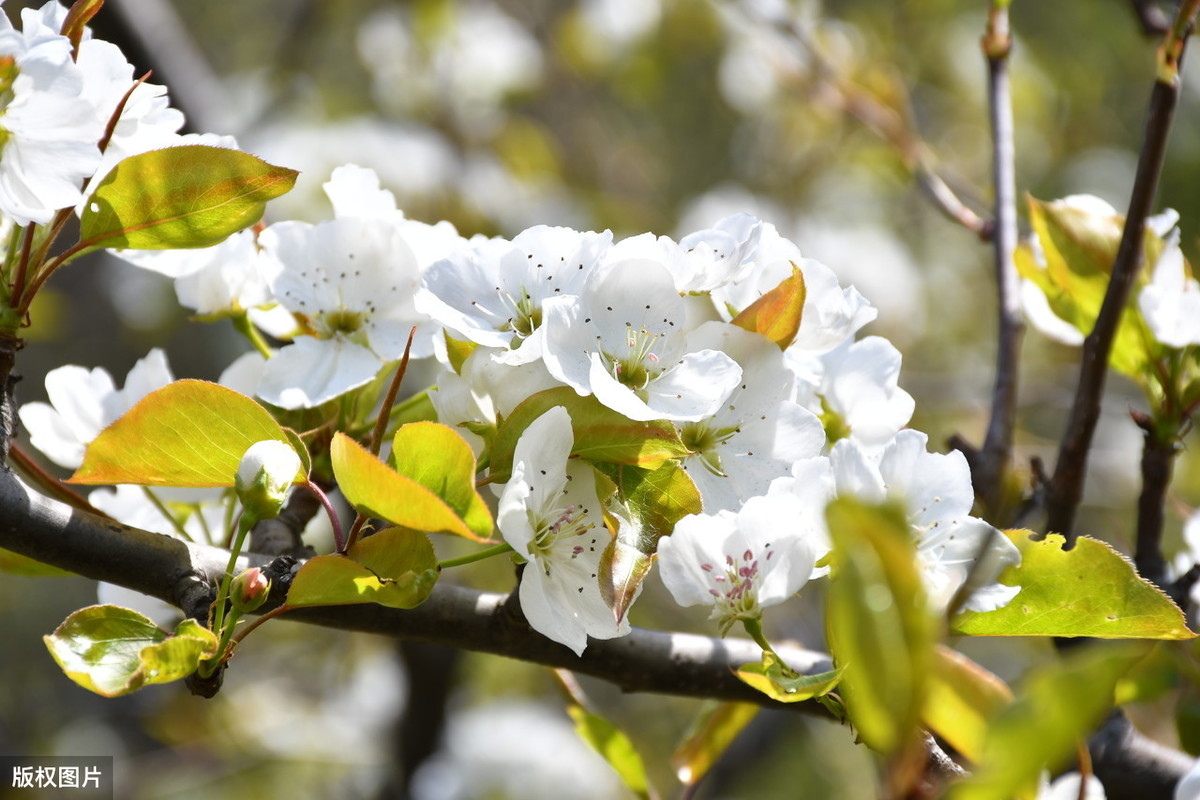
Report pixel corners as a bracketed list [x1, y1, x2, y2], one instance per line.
[730, 3, 992, 241]
[1045, 12, 1196, 545]
[975, 1, 1024, 519]
[6, 442, 105, 515]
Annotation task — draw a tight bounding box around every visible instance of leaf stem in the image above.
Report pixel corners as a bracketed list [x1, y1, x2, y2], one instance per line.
[141, 486, 194, 542]
[6, 443, 103, 515]
[305, 478, 344, 552]
[231, 311, 273, 359]
[369, 325, 417, 457]
[438, 542, 513, 570]
[230, 604, 291, 646]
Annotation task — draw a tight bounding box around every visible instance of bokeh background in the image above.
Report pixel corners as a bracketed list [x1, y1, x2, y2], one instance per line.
[2, 0, 1198, 797]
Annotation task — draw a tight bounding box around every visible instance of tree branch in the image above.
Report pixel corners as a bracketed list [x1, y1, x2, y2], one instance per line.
[0, 464, 834, 710]
[1133, 411, 1176, 587]
[975, 1, 1025, 520]
[1045, 17, 1194, 545]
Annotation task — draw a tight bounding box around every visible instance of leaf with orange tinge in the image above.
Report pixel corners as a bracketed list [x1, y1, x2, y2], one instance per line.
[731, 263, 806, 350]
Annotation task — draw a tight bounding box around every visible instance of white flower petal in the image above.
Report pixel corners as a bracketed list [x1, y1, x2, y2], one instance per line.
[258, 336, 383, 408]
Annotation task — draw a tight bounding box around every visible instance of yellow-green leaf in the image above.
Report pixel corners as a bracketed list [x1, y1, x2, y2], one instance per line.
[331, 433, 489, 541]
[951, 531, 1194, 640]
[735, 651, 844, 704]
[922, 645, 1013, 764]
[730, 263, 806, 350]
[825, 498, 937, 757]
[566, 704, 653, 799]
[286, 528, 439, 608]
[671, 702, 759, 786]
[950, 643, 1149, 800]
[44, 606, 218, 697]
[390, 422, 492, 540]
[595, 461, 701, 620]
[69, 381, 304, 487]
[490, 387, 689, 483]
[80, 146, 297, 252]
[0, 548, 72, 577]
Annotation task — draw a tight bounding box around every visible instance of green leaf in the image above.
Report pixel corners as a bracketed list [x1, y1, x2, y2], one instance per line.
[595, 460, 701, 620]
[825, 498, 937, 757]
[69, 380, 305, 487]
[730, 263, 806, 350]
[285, 527, 439, 608]
[922, 645, 1013, 764]
[443, 330, 478, 374]
[390, 422, 492, 540]
[671, 702, 759, 786]
[44, 606, 218, 697]
[735, 651, 844, 704]
[0, 548, 72, 577]
[79, 146, 297, 252]
[950, 643, 1149, 800]
[566, 704, 653, 799]
[951, 531, 1194, 640]
[331, 433, 490, 541]
[490, 387, 689, 484]
[1019, 196, 1158, 380]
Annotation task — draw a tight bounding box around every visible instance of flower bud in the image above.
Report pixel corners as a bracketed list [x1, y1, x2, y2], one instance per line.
[229, 567, 271, 614]
[235, 440, 302, 520]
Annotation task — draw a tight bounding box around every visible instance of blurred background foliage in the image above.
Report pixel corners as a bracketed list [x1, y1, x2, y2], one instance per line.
[3, 0, 1200, 797]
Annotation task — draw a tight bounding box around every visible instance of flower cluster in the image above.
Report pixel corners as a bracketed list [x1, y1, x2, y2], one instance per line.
[8, 1, 1020, 658]
[23, 162, 1019, 654]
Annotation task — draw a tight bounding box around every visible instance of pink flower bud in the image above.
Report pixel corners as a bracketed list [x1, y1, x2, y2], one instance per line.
[230, 567, 271, 614]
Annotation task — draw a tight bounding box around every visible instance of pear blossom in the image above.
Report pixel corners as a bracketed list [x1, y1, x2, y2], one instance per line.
[657, 491, 818, 635]
[497, 406, 628, 655]
[0, 4, 103, 224]
[18, 348, 173, 468]
[1138, 231, 1200, 348]
[677, 321, 825, 511]
[829, 431, 1021, 613]
[256, 216, 426, 408]
[816, 336, 915, 447]
[429, 346, 560, 454]
[707, 218, 877, 355]
[541, 258, 742, 421]
[606, 213, 762, 295]
[417, 225, 611, 365]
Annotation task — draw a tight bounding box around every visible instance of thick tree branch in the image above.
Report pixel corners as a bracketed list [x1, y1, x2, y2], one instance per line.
[0, 465, 833, 710]
[1045, 18, 1194, 545]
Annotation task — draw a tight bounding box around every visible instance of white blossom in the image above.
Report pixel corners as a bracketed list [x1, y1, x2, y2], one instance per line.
[18, 348, 173, 469]
[541, 258, 742, 421]
[496, 406, 628, 655]
[257, 216, 426, 408]
[830, 431, 1022, 613]
[418, 225, 610, 365]
[0, 3, 103, 224]
[677, 321, 825, 511]
[1139, 231, 1200, 348]
[657, 492, 818, 634]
